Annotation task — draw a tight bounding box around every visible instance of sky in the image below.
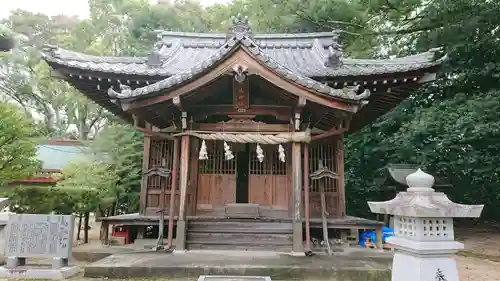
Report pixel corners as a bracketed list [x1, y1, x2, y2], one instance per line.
[0, 0, 230, 19]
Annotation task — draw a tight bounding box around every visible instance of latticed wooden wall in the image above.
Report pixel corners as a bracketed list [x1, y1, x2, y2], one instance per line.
[306, 137, 344, 218]
[143, 138, 195, 216]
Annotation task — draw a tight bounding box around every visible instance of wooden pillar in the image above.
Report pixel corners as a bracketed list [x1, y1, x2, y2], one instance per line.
[139, 135, 151, 215]
[166, 137, 180, 249]
[175, 135, 190, 251]
[303, 143, 311, 251]
[335, 135, 346, 217]
[291, 142, 304, 254]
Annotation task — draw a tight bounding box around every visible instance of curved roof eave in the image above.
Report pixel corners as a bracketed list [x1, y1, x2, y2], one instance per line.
[107, 35, 371, 108]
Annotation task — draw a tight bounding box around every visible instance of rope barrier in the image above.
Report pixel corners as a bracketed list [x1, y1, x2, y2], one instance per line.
[173, 130, 311, 144]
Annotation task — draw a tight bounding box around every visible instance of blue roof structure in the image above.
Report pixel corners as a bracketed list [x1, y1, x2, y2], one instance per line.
[36, 142, 90, 171]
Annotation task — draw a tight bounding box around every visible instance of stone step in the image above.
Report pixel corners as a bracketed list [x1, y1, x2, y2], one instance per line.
[187, 232, 293, 241]
[188, 221, 292, 233]
[186, 243, 292, 251]
[187, 237, 292, 246]
[188, 226, 292, 234]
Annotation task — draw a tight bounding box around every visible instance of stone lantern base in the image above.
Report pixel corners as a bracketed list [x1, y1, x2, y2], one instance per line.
[389, 236, 463, 281]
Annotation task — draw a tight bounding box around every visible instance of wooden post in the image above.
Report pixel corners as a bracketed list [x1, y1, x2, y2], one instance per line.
[166, 138, 180, 249]
[139, 135, 151, 215]
[375, 225, 383, 249]
[335, 135, 346, 217]
[175, 135, 190, 251]
[303, 143, 311, 251]
[291, 142, 304, 254]
[319, 180, 332, 255]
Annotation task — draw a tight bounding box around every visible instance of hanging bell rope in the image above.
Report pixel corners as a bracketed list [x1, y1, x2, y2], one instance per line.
[173, 130, 311, 144]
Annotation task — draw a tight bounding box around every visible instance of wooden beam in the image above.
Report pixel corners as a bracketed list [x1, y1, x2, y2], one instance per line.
[190, 105, 293, 121]
[135, 126, 175, 140]
[311, 127, 347, 141]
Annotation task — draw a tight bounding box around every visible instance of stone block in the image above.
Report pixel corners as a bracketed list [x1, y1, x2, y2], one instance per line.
[0, 265, 79, 279]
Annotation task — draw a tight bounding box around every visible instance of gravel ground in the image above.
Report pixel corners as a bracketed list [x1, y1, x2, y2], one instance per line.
[457, 255, 500, 281]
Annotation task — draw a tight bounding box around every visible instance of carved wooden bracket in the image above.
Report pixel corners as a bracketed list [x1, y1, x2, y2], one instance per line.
[232, 64, 248, 83]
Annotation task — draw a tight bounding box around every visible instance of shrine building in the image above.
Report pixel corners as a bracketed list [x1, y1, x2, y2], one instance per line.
[42, 15, 444, 253]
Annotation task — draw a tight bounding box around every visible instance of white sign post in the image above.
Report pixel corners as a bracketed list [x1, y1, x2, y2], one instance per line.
[0, 214, 78, 279]
[368, 169, 483, 281]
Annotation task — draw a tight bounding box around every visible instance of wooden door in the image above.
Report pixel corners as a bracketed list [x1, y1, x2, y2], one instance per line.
[248, 144, 291, 214]
[196, 141, 237, 214]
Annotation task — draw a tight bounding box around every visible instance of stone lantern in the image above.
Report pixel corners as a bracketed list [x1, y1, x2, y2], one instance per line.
[368, 168, 483, 281]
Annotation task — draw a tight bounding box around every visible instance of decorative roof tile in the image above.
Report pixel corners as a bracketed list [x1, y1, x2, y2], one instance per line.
[108, 35, 371, 103]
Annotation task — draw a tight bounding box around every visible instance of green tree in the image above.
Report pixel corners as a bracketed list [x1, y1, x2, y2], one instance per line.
[0, 102, 39, 185]
[56, 160, 119, 242]
[91, 122, 143, 215]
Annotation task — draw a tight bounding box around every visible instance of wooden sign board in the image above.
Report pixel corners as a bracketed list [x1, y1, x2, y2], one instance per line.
[233, 78, 249, 112]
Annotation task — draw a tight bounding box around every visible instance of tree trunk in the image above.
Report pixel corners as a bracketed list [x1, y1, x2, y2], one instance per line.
[84, 212, 90, 244]
[76, 213, 83, 240]
[111, 201, 117, 216]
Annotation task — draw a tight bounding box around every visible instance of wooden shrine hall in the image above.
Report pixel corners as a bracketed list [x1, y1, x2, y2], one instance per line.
[42, 15, 444, 253]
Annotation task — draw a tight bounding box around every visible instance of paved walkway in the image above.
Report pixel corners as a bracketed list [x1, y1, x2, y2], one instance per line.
[85, 248, 392, 280]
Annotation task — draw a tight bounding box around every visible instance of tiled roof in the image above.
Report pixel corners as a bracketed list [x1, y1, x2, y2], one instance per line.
[107, 34, 371, 102]
[42, 31, 444, 78]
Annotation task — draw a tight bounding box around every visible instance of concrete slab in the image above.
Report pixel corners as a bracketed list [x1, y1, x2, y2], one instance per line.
[0, 265, 79, 279]
[72, 242, 137, 262]
[84, 248, 393, 280]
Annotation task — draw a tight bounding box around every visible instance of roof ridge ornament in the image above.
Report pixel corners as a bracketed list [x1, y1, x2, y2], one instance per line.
[325, 32, 343, 68]
[228, 13, 252, 39]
